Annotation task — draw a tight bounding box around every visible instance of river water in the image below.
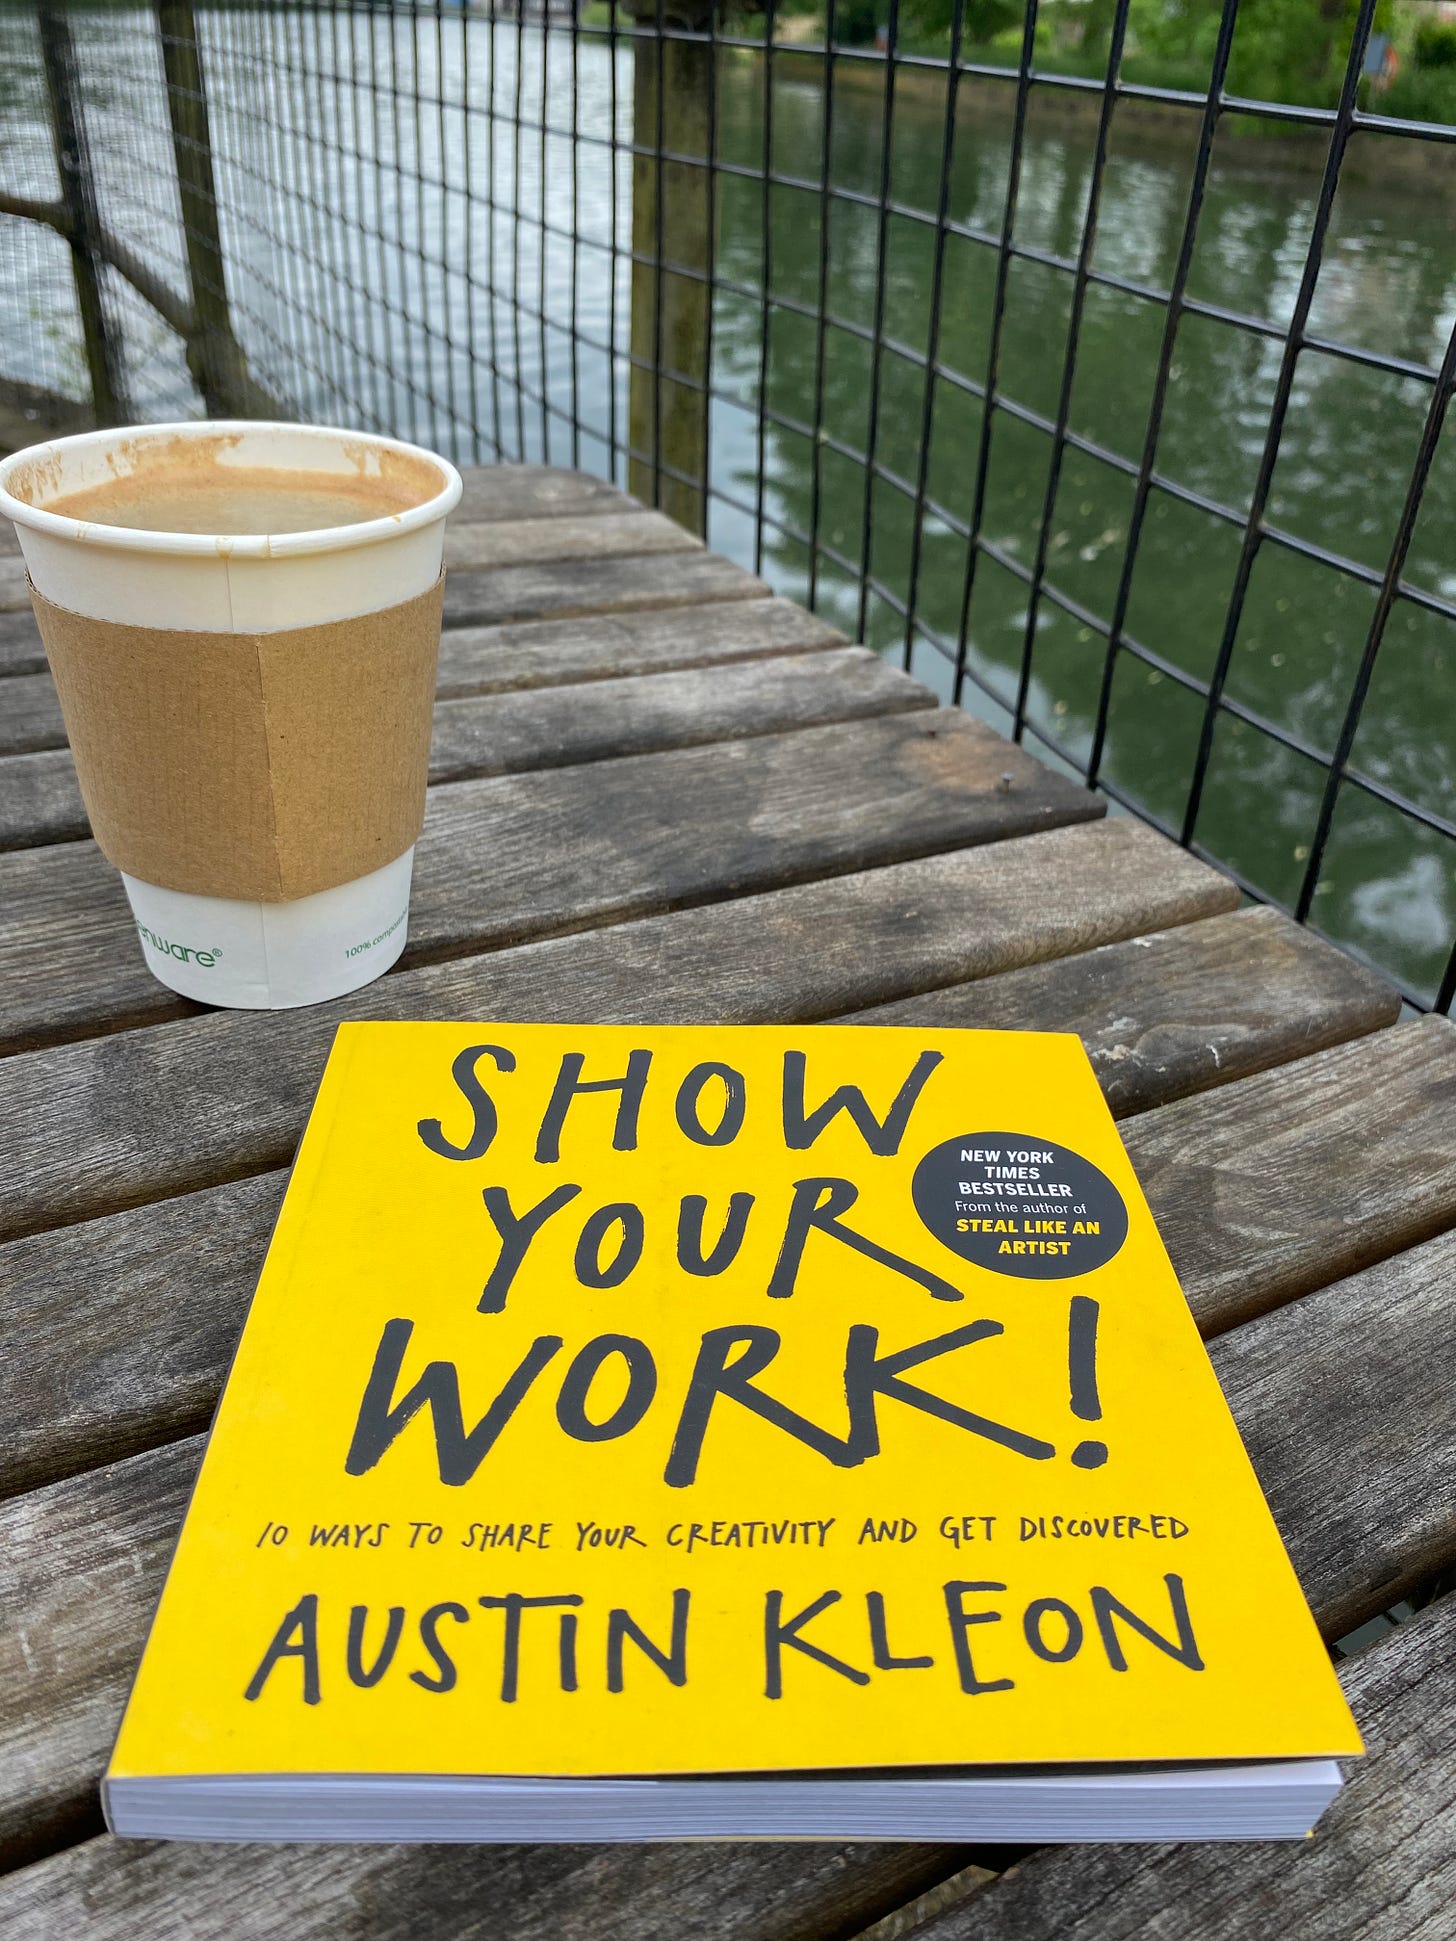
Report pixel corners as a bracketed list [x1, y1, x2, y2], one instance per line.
[3, 10, 1452, 1001]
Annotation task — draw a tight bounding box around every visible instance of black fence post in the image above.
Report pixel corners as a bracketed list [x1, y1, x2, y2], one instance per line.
[37, 2, 126, 427]
[628, 4, 712, 536]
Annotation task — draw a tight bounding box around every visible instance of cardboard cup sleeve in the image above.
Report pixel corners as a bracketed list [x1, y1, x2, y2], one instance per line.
[31, 575, 444, 903]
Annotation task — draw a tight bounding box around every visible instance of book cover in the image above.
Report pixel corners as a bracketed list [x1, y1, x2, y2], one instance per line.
[108, 1022, 1360, 1784]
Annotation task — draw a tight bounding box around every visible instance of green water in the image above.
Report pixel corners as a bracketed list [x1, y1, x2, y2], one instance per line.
[706, 60, 1456, 1003]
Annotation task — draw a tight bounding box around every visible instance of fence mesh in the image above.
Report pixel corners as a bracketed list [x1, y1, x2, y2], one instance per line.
[2, 0, 1455, 1012]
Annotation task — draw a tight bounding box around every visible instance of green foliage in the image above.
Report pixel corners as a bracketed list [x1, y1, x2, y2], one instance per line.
[901, 0, 1022, 43]
[1144, 0, 1413, 106]
[1415, 18, 1456, 69]
[1221, 0, 1367, 107]
[833, 0, 880, 45]
[582, 0, 1452, 124]
[1379, 63, 1456, 123]
[1124, 0, 1224, 73]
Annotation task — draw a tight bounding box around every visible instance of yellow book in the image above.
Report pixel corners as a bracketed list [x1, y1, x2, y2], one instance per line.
[105, 1022, 1359, 1843]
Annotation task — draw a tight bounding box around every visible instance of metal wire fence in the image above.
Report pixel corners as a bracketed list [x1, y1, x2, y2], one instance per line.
[2, 0, 1455, 1012]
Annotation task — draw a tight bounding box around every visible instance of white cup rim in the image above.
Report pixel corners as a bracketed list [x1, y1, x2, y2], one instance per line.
[0, 419, 463, 559]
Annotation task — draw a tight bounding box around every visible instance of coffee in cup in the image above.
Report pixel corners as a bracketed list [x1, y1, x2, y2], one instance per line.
[0, 421, 463, 1010]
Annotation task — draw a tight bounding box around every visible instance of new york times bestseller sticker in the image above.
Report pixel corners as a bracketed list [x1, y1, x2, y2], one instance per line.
[912, 1131, 1128, 1280]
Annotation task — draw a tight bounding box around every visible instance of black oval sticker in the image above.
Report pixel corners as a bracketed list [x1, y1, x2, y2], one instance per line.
[911, 1130, 1128, 1280]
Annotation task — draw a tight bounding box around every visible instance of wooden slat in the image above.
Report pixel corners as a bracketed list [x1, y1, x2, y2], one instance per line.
[0, 607, 44, 678]
[436, 596, 844, 696]
[0, 556, 27, 615]
[853, 1589, 1456, 1941]
[442, 509, 697, 572]
[428, 648, 930, 779]
[28, 892, 1382, 1498]
[0, 817, 1226, 1241]
[0, 902, 1397, 1504]
[0, 1173, 285, 1501]
[0, 1814, 959, 1941]
[4, 1224, 1450, 1907]
[441, 551, 767, 630]
[0, 708, 1101, 1057]
[0, 751, 77, 850]
[0, 1439, 198, 1871]
[452, 464, 638, 525]
[0, 648, 933, 853]
[1, 599, 848, 759]
[1210, 1229, 1456, 1638]
[0, 547, 769, 681]
[10, 627, 906, 850]
[0, 673, 62, 757]
[1122, 1015, 1456, 1336]
[858, 905, 1400, 1116]
[20, 863, 1442, 1313]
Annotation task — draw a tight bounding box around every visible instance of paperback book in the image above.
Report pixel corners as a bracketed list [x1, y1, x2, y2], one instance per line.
[105, 1021, 1359, 1842]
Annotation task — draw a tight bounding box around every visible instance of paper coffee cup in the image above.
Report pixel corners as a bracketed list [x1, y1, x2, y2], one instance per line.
[0, 421, 462, 1009]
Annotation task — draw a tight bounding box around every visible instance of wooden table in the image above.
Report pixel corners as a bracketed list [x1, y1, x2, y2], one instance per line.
[0, 468, 1452, 1940]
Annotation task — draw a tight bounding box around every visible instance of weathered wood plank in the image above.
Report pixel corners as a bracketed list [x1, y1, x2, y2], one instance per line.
[435, 597, 846, 698]
[441, 550, 768, 630]
[0, 708, 1100, 1056]
[1210, 1229, 1456, 1639]
[0, 547, 770, 681]
[442, 509, 697, 573]
[0, 935, 1425, 1509]
[429, 648, 931, 780]
[0, 1176, 285, 1500]
[0, 1816, 960, 1941]
[0, 673, 63, 757]
[0, 556, 27, 615]
[0, 607, 44, 678]
[452, 464, 638, 525]
[857, 1587, 1456, 1941]
[0, 750, 75, 849]
[0, 817, 1220, 1244]
[0, 599, 847, 760]
[1122, 1015, 1456, 1336]
[858, 905, 1400, 1116]
[0, 1439, 199, 1871]
[4, 1225, 1451, 1903]
[0, 862, 1271, 1502]
[0, 902, 1396, 1504]
[0, 649, 933, 852]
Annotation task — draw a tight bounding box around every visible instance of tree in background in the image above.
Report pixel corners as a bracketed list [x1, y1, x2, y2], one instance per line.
[1414, 15, 1456, 68]
[1084, 0, 1395, 103]
[1221, 0, 1386, 104]
[846, 0, 1443, 121]
[900, 0, 1023, 47]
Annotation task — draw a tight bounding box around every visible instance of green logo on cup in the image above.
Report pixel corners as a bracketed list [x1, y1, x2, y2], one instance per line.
[136, 922, 220, 968]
